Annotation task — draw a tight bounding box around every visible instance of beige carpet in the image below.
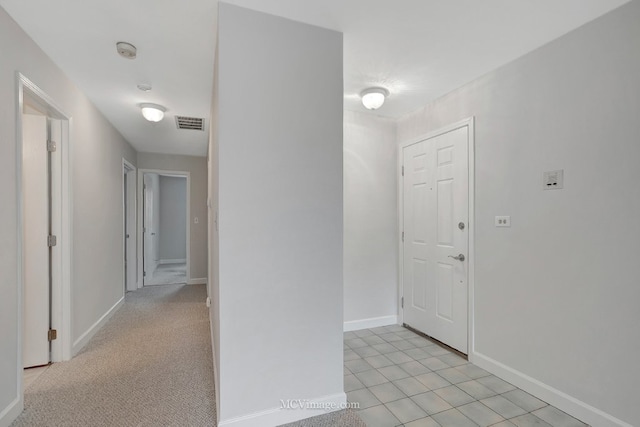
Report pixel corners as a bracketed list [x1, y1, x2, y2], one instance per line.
[12, 284, 216, 427]
[12, 283, 364, 427]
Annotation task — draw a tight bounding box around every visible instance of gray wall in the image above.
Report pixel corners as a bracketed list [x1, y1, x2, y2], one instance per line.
[343, 111, 398, 325]
[137, 153, 208, 280]
[397, 2, 640, 425]
[0, 7, 136, 423]
[207, 37, 221, 415]
[159, 175, 187, 261]
[213, 4, 344, 424]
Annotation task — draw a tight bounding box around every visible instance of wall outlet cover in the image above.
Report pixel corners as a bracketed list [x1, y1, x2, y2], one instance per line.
[495, 216, 511, 227]
[543, 169, 564, 190]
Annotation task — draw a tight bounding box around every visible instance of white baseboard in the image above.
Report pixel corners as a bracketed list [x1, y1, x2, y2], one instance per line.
[0, 396, 22, 427]
[159, 258, 186, 265]
[72, 297, 124, 356]
[218, 392, 347, 427]
[344, 315, 398, 332]
[471, 351, 632, 427]
[188, 277, 207, 285]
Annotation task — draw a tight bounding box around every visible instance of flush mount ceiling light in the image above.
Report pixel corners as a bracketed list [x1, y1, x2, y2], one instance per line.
[360, 87, 389, 110]
[140, 103, 166, 122]
[116, 41, 137, 59]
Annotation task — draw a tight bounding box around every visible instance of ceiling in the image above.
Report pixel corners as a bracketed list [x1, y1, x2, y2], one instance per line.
[0, 0, 629, 157]
[1, 0, 217, 157]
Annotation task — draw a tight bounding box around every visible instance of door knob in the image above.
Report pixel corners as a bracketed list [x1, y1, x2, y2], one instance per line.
[448, 254, 465, 262]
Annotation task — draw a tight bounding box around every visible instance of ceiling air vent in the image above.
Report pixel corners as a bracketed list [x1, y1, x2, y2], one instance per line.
[175, 116, 205, 131]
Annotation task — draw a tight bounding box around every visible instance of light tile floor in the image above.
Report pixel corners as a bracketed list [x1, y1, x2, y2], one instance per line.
[344, 325, 589, 427]
[145, 263, 187, 286]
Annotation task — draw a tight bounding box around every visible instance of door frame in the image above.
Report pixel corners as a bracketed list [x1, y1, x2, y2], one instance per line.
[15, 73, 73, 396]
[397, 117, 476, 358]
[122, 159, 137, 292]
[136, 169, 191, 287]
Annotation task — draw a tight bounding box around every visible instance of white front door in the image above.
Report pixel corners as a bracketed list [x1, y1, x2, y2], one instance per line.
[402, 124, 469, 354]
[22, 113, 50, 368]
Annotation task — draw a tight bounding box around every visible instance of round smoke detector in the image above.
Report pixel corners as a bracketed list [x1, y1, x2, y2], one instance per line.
[116, 42, 137, 59]
[137, 83, 152, 92]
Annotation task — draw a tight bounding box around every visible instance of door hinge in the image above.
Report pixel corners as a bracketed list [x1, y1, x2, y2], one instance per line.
[402, 166, 404, 176]
[48, 329, 57, 341]
[47, 235, 57, 247]
[47, 140, 57, 152]
[143, 271, 146, 277]
[401, 297, 404, 308]
[402, 231, 404, 242]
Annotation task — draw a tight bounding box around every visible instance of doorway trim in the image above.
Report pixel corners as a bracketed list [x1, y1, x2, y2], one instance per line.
[397, 117, 476, 359]
[15, 72, 73, 402]
[122, 159, 137, 292]
[136, 169, 191, 287]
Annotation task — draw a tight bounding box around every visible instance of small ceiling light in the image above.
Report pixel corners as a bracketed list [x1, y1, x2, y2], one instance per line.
[360, 87, 389, 110]
[137, 83, 152, 92]
[116, 41, 137, 59]
[140, 103, 166, 122]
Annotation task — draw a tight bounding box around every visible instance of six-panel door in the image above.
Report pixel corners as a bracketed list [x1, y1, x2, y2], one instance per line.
[403, 125, 469, 354]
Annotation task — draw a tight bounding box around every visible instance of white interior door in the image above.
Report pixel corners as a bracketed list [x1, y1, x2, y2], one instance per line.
[22, 113, 50, 368]
[402, 125, 469, 353]
[143, 175, 152, 285]
[143, 173, 159, 285]
[124, 168, 137, 291]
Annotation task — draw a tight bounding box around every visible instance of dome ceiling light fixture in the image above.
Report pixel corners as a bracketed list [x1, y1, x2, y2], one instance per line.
[140, 103, 166, 122]
[116, 41, 137, 59]
[360, 87, 389, 110]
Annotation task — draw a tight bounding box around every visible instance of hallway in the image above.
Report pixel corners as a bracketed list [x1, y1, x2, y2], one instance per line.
[12, 284, 215, 426]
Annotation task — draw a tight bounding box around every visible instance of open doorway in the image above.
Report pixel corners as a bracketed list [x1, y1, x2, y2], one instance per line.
[139, 171, 190, 286]
[17, 74, 72, 395]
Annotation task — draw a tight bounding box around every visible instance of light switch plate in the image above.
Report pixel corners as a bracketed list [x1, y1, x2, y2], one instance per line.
[543, 169, 564, 190]
[495, 216, 511, 227]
